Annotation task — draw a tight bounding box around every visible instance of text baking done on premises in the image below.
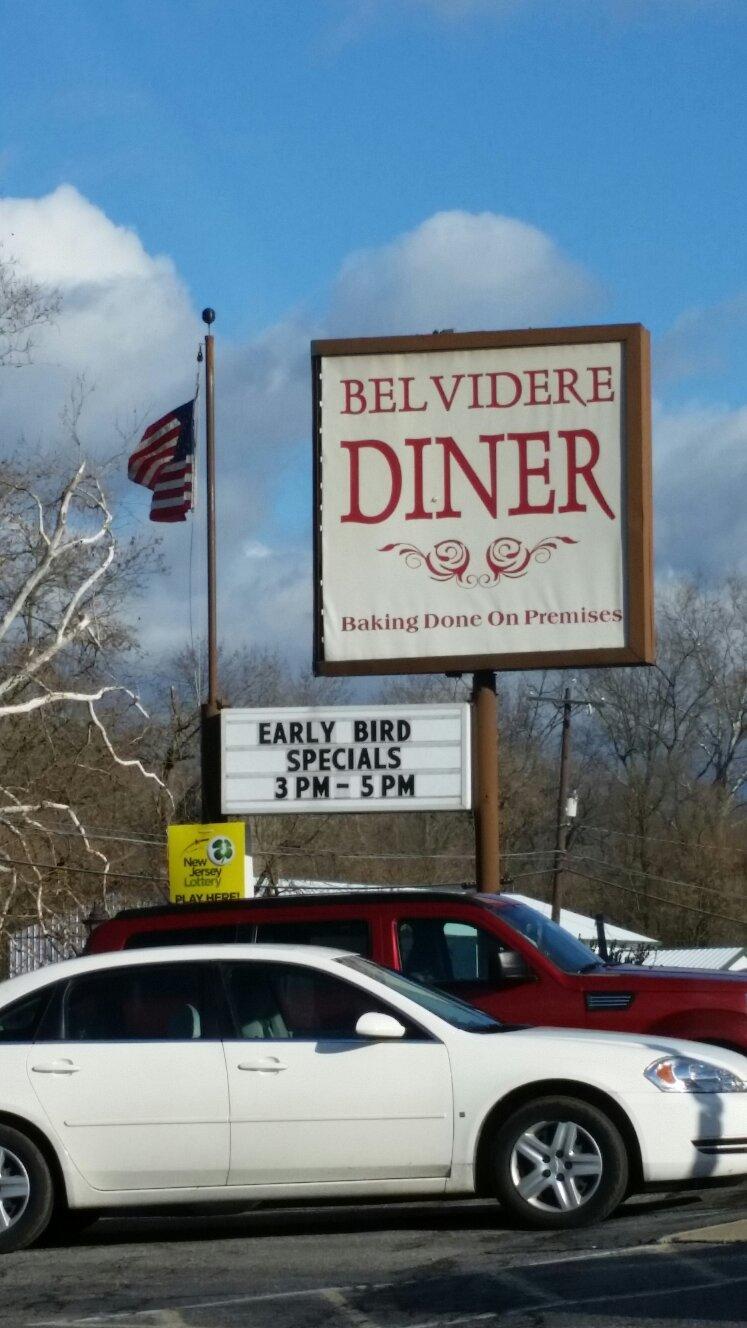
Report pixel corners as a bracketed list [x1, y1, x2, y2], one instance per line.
[220, 705, 472, 814]
[341, 606, 624, 637]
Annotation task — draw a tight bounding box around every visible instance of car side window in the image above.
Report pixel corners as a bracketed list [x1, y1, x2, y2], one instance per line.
[0, 988, 54, 1042]
[252, 918, 370, 956]
[58, 963, 216, 1041]
[398, 917, 518, 990]
[222, 961, 422, 1041]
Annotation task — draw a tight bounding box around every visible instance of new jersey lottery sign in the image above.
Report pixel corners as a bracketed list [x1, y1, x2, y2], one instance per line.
[167, 822, 246, 903]
[312, 325, 653, 675]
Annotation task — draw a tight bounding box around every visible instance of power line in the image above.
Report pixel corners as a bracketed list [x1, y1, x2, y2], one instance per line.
[571, 855, 746, 899]
[15, 827, 165, 848]
[2, 845, 741, 906]
[33, 819, 747, 861]
[3, 828, 559, 861]
[18, 825, 557, 855]
[566, 868, 747, 929]
[258, 846, 556, 862]
[0, 856, 164, 884]
[580, 823, 747, 859]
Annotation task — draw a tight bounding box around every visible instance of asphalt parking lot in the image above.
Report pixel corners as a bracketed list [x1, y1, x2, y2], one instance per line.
[2, 1183, 746, 1328]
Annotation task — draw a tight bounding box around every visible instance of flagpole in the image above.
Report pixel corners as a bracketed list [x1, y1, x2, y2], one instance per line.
[200, 306, 223, 822]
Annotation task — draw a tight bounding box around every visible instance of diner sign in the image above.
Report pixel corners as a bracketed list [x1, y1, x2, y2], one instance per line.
[312, 325, 653, 675]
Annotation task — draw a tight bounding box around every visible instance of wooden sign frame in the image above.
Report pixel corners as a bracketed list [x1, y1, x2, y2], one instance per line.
[312, 324, 653, 677]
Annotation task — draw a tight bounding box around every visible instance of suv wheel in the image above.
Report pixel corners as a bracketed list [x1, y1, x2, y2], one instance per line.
[0, 1125, 55, 1253]
[490, 1095, 629, 1229]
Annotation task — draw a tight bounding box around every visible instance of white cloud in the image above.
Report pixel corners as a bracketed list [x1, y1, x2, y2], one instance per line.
[0, 185, 200, 456]
[243, 540, 272, 560]
[407, 0, 519, 17]
[653, 400, 747, 576]
[320, 0, 519, 53]
[0, 184, 168, 286]
[327, 210, 597, 336]
[655, 292, 747, 393]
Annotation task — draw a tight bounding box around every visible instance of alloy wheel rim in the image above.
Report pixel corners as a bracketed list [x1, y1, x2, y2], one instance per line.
[509, 1118, 604, 1212]
[0, 1147, 31, 1231]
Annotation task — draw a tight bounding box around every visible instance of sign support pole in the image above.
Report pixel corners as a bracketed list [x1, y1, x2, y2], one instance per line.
[550, 686, 573, 923]
[472, 670, 500, 892]
[200, 307, 224, 823]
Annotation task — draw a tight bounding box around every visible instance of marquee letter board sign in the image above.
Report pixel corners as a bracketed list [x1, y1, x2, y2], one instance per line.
[221, 704, 471, 814]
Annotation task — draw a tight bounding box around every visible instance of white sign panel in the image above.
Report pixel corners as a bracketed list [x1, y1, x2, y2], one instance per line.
[221, 705, 471, 814]
[314, 326, 652, 674]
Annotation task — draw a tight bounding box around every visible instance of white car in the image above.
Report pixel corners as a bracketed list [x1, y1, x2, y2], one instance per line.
[0, 944, 745, 1252]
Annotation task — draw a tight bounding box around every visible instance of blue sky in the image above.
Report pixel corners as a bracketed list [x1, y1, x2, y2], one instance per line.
[4, 0, 744, 348]
[0, 0, 745, 663]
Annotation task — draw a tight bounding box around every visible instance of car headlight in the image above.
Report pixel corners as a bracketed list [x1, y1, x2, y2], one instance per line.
[645, 1056, 746, 1094]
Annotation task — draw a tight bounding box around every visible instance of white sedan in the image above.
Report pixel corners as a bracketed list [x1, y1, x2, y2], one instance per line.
[0, 944, 745, 1252]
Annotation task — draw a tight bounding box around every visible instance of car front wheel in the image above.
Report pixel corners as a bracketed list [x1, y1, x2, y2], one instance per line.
[0, 1125, 55, 1253]
[490, 1095, 629, 1229]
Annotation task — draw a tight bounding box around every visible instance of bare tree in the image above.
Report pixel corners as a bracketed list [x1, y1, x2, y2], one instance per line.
[569, 577, 747, 942]
[0, 247, 60, 368]
[0, 255, 168, 968]
[0, 451, 172, 958]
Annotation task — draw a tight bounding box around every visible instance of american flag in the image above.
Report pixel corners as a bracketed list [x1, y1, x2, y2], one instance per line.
[127, 400, 195, 522]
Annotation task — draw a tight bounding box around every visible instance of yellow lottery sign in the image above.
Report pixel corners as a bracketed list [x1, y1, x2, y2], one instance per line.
[167, 822, 246, 903]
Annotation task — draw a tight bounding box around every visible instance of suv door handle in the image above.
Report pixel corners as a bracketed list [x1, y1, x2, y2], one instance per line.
[31, 1060, 80, 1075]
[237, 1058, 287, 1073]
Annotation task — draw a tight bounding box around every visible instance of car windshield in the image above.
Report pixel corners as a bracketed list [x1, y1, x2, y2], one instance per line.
[486, 899, 604, 974]
[338, 956, 504, 1033]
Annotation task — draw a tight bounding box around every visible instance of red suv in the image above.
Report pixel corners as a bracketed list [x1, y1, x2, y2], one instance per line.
[85, 889, 747, 1055]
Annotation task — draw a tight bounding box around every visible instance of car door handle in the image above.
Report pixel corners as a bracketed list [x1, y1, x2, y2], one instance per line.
[30, 1060, 80, 1075]
[237, 1058, 287, 1073]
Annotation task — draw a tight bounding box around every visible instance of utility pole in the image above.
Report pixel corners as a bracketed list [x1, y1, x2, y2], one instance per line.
[550, 687, 574, 923]
[199, 306, 224, 823]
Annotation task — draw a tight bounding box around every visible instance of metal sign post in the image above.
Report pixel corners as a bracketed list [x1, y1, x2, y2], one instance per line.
[472, 671, 500, 892]
[199, 307, 224, 823]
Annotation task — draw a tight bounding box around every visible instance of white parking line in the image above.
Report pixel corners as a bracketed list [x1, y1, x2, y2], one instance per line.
[321, 1288, 387, 1328]
[29, 1240, 746, 1328]
[30, 1282, 400, 1327]
[388, 1317, 496, 1328]
[500, 1272, 747, 1319]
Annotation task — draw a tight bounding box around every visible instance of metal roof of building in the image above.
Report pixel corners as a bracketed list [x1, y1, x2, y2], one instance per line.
[501, 893, 657, 944]
[642, 946, 747, 971]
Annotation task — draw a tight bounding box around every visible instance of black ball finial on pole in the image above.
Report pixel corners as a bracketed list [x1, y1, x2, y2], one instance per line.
[202, 307, 216, 326]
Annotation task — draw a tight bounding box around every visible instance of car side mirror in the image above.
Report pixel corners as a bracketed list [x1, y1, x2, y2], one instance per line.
[355, 1012, 406, 1040]
[500, 951, 532, 983]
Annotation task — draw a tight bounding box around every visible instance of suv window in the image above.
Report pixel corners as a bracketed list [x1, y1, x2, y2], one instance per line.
[398, 917, 521, 990]
[222, 961, 420, 1041]
[489, 899, 603, 974]
[58, 963, 215, 1041]
[251, 918, 370, 956]
[124, 924, 238, 949]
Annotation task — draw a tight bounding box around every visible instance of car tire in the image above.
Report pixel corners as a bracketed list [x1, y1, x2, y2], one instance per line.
[489, 1095, 629, 1229]
[0, 1124, 55, 1253]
